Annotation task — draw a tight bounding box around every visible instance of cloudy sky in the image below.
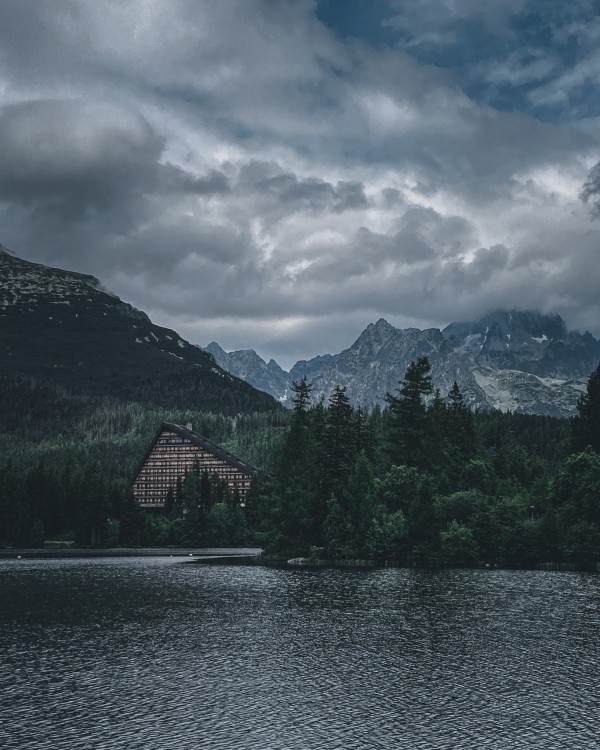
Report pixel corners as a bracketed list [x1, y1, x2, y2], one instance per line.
[1, 0, 600, 368]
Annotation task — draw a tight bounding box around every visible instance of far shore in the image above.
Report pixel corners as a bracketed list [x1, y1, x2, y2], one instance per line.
[1, 548, 597, 573]
[0, 547, 262, 559]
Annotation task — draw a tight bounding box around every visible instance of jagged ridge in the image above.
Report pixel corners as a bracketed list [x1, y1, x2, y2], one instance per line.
[205, 312, 600, 416]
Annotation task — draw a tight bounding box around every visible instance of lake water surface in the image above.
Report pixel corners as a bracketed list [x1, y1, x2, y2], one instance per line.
[1, 558, 599, 749]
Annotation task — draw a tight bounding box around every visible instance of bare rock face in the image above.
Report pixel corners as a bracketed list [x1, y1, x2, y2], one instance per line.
[207, 311, 599, 416]
[291, 321, 447, 410]
[204, 342, 290, 402]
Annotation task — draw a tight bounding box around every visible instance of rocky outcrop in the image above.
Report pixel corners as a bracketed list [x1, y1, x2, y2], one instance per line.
[204, 342, 290, 401]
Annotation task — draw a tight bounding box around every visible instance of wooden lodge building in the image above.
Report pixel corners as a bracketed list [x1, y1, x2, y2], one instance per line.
[132, 422, 258, 510]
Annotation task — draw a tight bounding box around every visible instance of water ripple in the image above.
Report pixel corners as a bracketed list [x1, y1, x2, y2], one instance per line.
[1, 560, 599, 749]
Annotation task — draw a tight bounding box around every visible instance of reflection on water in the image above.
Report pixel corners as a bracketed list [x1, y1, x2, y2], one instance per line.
[1, 558, 599, 749]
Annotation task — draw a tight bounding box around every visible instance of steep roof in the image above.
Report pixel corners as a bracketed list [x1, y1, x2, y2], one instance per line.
[133, 422, 259, 481]
[164, 422, 259, 476]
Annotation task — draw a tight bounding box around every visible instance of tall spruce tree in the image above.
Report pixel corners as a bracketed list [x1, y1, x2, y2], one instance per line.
[447, 380, 476, 459]
[324, 386, 356, 492]
[385, 356, 434, 469]
[290, 376, 313, 417]
[573, 361, 600, 452]
[262, 377, 324, 553]
[407, 475, 438, 565]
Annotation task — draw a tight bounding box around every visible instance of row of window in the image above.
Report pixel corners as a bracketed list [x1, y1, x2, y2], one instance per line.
[147, 454, 240, 468]
[134, 486, 250, 499]
[143, 457, 248, 472]
[134, 480, 251, 491]
[139, 464, 248, 475]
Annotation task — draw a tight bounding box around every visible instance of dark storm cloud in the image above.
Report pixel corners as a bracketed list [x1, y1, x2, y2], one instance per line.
[0, 100, 163, 224]
[0, 0, 599, 365]
[236, 162, 367, 217]
[450, 245, 511, 285]
[0, 100, 228, 224]
[272, 205, 477, 302]
[0, 97, 232, 281]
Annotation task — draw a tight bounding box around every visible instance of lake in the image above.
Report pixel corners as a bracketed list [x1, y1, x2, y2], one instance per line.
[1, 558, 599, 749]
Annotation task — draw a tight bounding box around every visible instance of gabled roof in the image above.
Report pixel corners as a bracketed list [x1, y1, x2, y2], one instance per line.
[164, 422, 259, 476]
[133, 422, 259, 481]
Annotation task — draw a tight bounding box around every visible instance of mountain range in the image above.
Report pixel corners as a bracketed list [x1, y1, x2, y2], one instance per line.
[204, 311, 600, 417]
[0, 244, 278, 414]
[2, 243, 597, 418]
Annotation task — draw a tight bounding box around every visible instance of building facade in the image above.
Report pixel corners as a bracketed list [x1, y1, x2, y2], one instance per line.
[132, 422, 258, 509]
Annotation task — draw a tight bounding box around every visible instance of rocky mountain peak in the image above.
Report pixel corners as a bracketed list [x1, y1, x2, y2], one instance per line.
[206, 310, 599, 416]
[371, 317, 396, 333]
[353, 317, 398, 357]
[205, 341, 227, 358]
[203, 341, 289, 399]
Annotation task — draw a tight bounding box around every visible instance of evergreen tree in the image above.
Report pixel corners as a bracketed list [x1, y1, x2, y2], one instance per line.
[323, 385, 356, 493]
[550, 448, 600, 527]
[164, 487, 175, 518]
[28, 519, 46, 548]
[365, 510, 408, 561]
[243, 476, 260, 532]
[0, 461, 20, 545]
[200, 469, 213, 510]
[447, 381, 475, 459]
[290, 376, 313, 416]
[385, 356, 433, 469]
[573, 361, 600, 452]
[13, 493, 33, 548]
[372, 464, 423, 515]
[75, 467, 110, 546]
[263, 377, 326, 552]
[323, 494, 356, 559]
[354, 407, 376, 463]
[173, 477, 184, 518]
[339, 452, 376, 552]
[428, 387, 448, 474]
[407, 476, 438, 565]
[119, 492, 144, 546]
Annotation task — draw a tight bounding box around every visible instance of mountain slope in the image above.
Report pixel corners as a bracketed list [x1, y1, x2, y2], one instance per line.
[0, 244, 279, 414]
[204, 341, 290, 401]
[206, 312, 600, 416]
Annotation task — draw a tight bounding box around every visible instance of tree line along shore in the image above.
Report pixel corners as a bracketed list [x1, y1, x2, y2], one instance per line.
[1, 358, 599, 570]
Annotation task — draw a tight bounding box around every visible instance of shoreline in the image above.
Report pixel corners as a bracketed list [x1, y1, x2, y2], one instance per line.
[1, 548, 596, 572]
[0, 546, 262, 560]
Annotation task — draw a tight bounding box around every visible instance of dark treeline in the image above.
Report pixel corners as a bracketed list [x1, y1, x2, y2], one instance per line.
[257, 358, 600, 569]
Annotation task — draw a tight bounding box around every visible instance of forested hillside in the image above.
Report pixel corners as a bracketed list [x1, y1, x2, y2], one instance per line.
[0, 245, 279, 413]
[0, 376, 288, 547]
